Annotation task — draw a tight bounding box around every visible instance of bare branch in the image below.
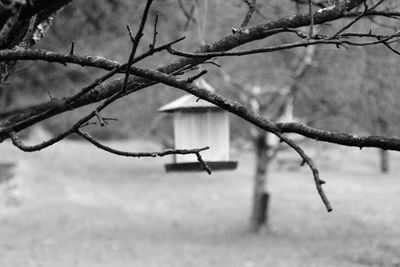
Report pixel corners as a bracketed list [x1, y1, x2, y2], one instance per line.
[69, 41, 74, 56]
[308, 0, 315, 38]
[76, 129, 212, 174]
[0, 64, 190, 140]
[345, 9, 400, 18]
[186, 69, 207, 83]
[94, 110, 106, 127]
[150, 14, 159, 49]
[5, 50, 400, 153]
[7, 92, 118, 152]
[0, 0, 376, 141]
[125, 65, 332, 210]
[0, 37, 186, 70]
[382, 41, 400, 55]
[330, 0, 386, 39]
[240, 0, 257, 29]
[280, 122, 400, 151]
[2, 0, 399, 213]
[276, 132, 332, 212]
[9, 130, 71, 152]
[167, 34, 400, 58]
[122, 25, 138, 93]
[195, 151, 212, 175]
[0, 4, 22, 48]
[0, 37, 185, 121]
[122, 0, 154, 93]
[121, 63, 400, 153]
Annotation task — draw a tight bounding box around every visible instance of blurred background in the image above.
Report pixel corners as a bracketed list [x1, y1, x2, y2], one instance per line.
[0, 0, 399, 266]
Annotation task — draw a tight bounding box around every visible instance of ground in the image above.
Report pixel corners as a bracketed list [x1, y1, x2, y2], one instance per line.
[0, 132, 399, 267]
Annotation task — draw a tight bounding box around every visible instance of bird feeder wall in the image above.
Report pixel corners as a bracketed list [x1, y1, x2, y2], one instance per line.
[173, 110, 230, 163]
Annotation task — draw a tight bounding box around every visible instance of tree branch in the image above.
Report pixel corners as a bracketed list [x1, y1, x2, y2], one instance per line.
[0, 0, 372, 140]
[0, 0, 73, 49]
[1, 0, 398, 213]
[330, 0, 386, 39]
[76, 129, 212, 174]
[0, 37, 185, 72]
[307, 0, 314, 38]
[276, 132, 332, 211]
[167, 33, 400, 58]
[122, 64, 400, 153]
[240, 0, 257, 29]
[122, 0, 153, 93]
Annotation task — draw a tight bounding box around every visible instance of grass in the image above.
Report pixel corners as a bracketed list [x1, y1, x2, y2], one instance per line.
[0, 136, 399, 267]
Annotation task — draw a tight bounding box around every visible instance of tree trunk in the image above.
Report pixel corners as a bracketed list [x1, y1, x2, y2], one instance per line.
[377, 119, 389, 174]
[380, 149, 389, 173]
[250, 132, 271, 232]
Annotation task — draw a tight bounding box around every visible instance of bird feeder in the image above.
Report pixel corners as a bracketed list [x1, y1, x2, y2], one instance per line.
[158, 79, 237, 172]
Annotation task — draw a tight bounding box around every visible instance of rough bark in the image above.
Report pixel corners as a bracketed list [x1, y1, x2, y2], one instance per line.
[0, 0, 73, 49]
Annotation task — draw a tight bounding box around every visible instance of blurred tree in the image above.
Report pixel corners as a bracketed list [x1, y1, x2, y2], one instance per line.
[351, 45, 400, 173]
[298, 41, 400, 173]
[217, 44, 315, 231]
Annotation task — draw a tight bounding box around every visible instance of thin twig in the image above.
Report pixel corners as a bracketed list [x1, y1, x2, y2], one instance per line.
[330, 0, 386, 39]
[167, 34, 400, 58]
[0, 38, 185, 72]
[276, 132, 332, 212]
[122, 0, 154, 93]
[150, 14, 159, 49]
[0, 5, 22, 48]
[22, 14, 37, 48]
[382, 41, 400, 55]
[69, 41, 75, 56]
[242, 0, 267, 19]
[308, 0, 314, 38]
[94, 110, 106, 127]
[202, 60, 221, 68]
[240, 0, 257, 28]
[9, 130, 68, 152]
[344, 9, 400, 18]
[121, 25, 138, 93]
[76, 129, 212, 174]
[186, 70, 208, 83]
[195, 152, 212, 174]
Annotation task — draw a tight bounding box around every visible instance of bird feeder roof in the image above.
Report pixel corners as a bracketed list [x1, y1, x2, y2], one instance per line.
[158, 94, 221, 112]
[158, 79, 221, 113]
